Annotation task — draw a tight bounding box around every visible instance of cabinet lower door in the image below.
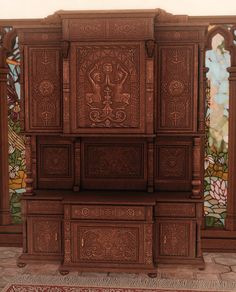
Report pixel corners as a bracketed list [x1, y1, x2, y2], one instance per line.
[71, 222, 152, 266]
[28, 216, 62, 255]
[156, 219, 196, 259]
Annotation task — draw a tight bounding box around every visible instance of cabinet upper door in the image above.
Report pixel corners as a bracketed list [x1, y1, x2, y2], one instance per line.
[69, 42, 146, 134]
[156, 44, 198, 133]
[24, 46, 62, 132]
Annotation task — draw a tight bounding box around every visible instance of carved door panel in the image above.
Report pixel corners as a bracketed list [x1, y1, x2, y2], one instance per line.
[70, 42, 146, 134]
[24, 46, 62, 132]
[156, 44, 198, 132]
[154, 137, 192, 191]
[156, 219, 196, 258]
[71, 222, 151, 265]
[28, 217, 62, 255]
[37, 137, 74, 189]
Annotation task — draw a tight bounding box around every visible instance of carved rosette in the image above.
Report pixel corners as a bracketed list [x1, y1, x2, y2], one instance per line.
[72, 206, 145, 220]
[75, 44, 141, 129]
[159, 147, 186, 178]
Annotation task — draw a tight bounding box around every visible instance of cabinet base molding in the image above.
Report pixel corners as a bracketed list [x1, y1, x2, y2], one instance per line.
[155, 257, 205, 269]
[59, 265, 157, 275]
[18, 253, 62, 265]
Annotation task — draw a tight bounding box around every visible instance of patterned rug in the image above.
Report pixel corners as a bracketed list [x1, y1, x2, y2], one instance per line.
[2, 275, 236, 292]
[1, 284, 218, 292]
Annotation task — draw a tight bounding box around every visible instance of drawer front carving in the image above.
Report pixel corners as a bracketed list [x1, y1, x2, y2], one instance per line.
[25, 46, 62, 131]
[72, 223, 143, 263]
[28, 201, 62, 214]
[155, 203, 195, 217]
[71, 205, 146, 220]
[71, 42, 145, 133]
[28, 217, 62, 254]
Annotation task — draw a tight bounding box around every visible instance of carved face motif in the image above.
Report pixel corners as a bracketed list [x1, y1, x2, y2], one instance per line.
[103, 63, 113, 73]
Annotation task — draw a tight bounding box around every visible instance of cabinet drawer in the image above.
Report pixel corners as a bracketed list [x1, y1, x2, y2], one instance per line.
[155, 203, 195, 217]
[27, 200, 63, 214]
[71, 205, 146, 221]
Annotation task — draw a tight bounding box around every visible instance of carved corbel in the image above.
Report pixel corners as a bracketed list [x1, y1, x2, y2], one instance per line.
[145, 40, 155, 58]
[62, 41, 70, 59]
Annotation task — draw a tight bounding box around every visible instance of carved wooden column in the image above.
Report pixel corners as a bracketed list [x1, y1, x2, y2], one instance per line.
[191, 137, 202, 199]
[225, 64, 236, 230]
[0, 41, 11, 225]
[63, 41, 70, 133]
[24, 136, 34, 196]
[145, 40, 155, 192]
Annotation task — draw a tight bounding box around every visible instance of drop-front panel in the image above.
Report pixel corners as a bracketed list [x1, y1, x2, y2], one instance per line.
[16, 10, 207, 273]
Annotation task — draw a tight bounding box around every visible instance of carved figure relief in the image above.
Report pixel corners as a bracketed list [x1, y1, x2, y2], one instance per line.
[75, 44, 141, 129]
[159, 46, 195, 130]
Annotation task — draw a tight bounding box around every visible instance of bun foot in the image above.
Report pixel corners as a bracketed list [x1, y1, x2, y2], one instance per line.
[148, 272, 157, 278]
[59, 270, 69, 275]
[17, 262, 26, 268]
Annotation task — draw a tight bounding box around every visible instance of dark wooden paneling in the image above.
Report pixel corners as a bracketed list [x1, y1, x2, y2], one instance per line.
[37, 137, 74, 189]
[24, 45, 62, 132]
[154, 137, 192, 191]
[156, 44, 198, 132]
[81, 139, 147, 190]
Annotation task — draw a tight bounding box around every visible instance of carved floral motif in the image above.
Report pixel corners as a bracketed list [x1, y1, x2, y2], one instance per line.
[40, 146, 70, 177]
[159, 222, 189, 257]
[84, 144, 144, 178]
[158, 146, 187, 179]
[33, 220, 60, 253]
[78, 227, 138, 262]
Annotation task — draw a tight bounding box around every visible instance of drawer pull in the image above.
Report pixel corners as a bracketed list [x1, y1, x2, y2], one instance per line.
[55, 233, 58, 241]
[81, 238, 84, 247]
[163, 235, 167, 244]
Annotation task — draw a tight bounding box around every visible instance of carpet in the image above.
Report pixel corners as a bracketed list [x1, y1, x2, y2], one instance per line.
[1, 284, 219, 292]
[2, 275, 236, 292]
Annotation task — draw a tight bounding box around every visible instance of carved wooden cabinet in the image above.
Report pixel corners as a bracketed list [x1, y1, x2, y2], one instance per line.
[16, 10, 207, 273]
[154, 194, 203, 266]
[19, 194, 63, 262]
[61, 195, 155, 273]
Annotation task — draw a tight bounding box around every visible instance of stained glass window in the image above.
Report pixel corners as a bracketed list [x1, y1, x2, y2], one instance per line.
[6, 32, 25, 224]
[204, 33, 230, 227]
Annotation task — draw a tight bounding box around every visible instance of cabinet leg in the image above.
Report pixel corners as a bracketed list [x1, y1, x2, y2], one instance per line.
[148, 272, 157, 278]
[17, 262, 26, 268]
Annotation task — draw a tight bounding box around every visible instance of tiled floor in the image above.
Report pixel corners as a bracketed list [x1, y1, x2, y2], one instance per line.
[1, 247, 236, 290]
